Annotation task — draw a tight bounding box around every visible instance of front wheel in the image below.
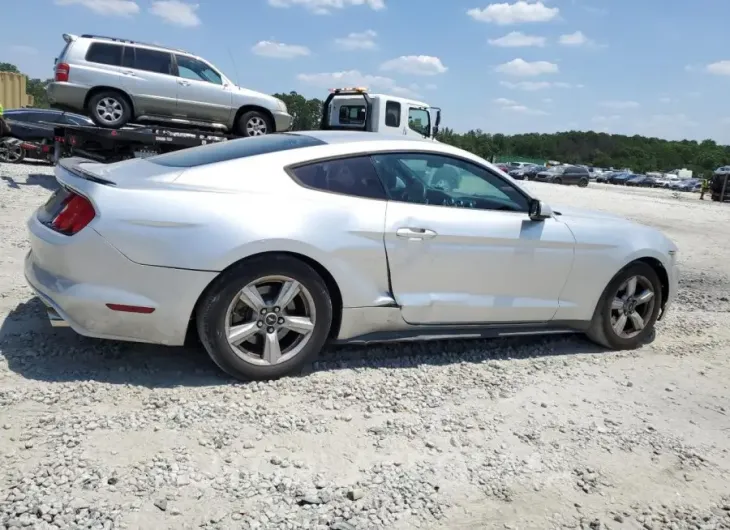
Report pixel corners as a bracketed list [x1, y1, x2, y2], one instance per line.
[553, 177, 562, 184]
[196, 255, 333, 381]
[0, 139, 26, 163]
[586, 262, 662, 350]
[237, 110, 273, 137]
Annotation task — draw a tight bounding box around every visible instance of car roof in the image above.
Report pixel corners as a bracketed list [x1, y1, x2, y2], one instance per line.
[293, 130, 432, 145]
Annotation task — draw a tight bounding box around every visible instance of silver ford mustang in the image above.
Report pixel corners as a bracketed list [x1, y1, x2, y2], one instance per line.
[25, 131, 679, 380]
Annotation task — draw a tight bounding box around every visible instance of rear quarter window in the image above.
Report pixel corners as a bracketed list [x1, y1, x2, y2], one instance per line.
[147, 133, 326, 168]
[85, 42, 123, 66]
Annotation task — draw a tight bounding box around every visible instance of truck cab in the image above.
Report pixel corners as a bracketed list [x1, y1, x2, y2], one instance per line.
[320, 87, 441, 140]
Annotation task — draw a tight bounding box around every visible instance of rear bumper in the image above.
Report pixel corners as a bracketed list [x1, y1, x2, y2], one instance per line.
[46, 82, 88, 111]
[272, 110, 293, 132]
[24, 213, 217, 345]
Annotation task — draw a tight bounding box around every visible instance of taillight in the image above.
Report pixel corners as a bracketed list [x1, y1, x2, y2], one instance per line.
[51, 192, 95, 235]
[55, 62, 70, 82]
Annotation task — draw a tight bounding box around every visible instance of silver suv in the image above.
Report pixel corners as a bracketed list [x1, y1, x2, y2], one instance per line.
[47, 34, 292, 136]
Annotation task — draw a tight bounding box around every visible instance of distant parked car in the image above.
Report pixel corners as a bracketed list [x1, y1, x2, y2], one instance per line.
[609, 172, 633, 185]
[508, 164, 538, 180]
[47, 33, 292, 135]
[535, 165, 590, 187]
[523, 165, 546, 181]
[596, 172, 612, 183]
[624, 175, 649, 187]
[676, 179, 700, 192]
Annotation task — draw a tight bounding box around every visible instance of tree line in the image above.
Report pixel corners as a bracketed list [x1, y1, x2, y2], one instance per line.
[274, 91, 730, 175]
[2, 61, 727, 175]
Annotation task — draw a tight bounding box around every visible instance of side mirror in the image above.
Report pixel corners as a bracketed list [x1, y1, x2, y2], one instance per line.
[529, 200, 553, 221]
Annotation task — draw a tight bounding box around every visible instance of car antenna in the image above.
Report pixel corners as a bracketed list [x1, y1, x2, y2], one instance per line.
[226, 45, 240, 87]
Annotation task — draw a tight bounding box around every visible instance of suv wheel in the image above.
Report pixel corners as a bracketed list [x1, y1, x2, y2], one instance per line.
[88, 91, 132, 128]
[586, 262, 662, 350]
[237, 111, 272, 137]
[578, 177, 589, 188]
[196, 255, 333, 381]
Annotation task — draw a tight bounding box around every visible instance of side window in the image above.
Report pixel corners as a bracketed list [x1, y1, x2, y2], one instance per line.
[371, 153, 530, 213]
[175, 55, 223, 85]
[85, 43, 123, 66]
[133, 47, 173, 75]
[408, 107, 430, 136]
[385, 101, 401, 128]
[289, 156, 387, 200]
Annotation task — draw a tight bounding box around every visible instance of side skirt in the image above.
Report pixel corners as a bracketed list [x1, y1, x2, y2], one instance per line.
[332, 320, 590, 345]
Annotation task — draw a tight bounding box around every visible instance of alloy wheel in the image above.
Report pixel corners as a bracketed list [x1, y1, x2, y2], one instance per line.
[96, 97, 124, 124]
[246, 116, 268, 136]
[224, 276, 316, 366]
[609, 275, 655, 339]
[0, 140, 24, 163]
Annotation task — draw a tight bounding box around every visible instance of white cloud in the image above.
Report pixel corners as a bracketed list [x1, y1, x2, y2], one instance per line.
[54, 0, 139, 16]
[10, 45, 37, 55]
[268, 0, 384, 15]
[488, 31, 546, 47]
[467, 1, 558, 25]
[335, 30, 377, 50]
[559, 31, 589, 46]
[601, 100, 640, 110]
[493, 97, 547, 115]
[252, 41, 311, 59]
[499, 80, 577, 90]
[150, 1, 200, 27]
[380, 55, 448, 76]
[495, 58, 558, 76]
[297, 70, 419, 97]
[706, 60, 730, 75]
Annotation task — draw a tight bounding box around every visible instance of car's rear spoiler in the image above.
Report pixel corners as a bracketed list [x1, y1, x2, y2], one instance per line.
[59, 157, 115, 186]
[62, 33, 78, 44]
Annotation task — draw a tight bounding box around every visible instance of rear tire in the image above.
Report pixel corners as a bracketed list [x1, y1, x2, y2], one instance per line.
[88, 90, 132, 128]
[196, 255, 333, 381]
[586, 262, 663, 350]
[578, 177, 589, 188]
[237, 110, 273, 137]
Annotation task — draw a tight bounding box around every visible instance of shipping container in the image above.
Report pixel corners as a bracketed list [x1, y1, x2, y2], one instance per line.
[0, 72, 34, 109]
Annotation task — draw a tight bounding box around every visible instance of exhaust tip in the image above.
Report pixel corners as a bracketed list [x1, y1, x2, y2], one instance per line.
[47, 306, 69, 328]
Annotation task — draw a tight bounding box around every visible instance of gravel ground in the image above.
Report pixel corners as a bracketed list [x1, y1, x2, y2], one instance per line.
[1, 161, 730, 530]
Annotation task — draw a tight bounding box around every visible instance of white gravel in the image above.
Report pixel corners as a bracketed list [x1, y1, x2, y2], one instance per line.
[1, 161, 730, 530]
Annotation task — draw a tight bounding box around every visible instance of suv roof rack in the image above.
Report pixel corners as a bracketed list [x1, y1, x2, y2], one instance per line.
[79, 34, 188, 53]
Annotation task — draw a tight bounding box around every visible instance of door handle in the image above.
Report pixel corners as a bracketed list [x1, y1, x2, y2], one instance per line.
[178, 80, 190, 86]
[122, 70, 137, 77]
[396, 227, 437, 240]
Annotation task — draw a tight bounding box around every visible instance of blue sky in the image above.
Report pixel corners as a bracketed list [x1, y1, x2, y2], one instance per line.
[4, 0, 730, 143]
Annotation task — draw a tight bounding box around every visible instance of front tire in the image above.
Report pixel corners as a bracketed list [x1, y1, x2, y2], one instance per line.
[237, 110, 273, 137]
[586, 262, 662, 350]
[196, 255, 333, 381]
[88, 90, 132, 128]
[553, 177, 563, 184]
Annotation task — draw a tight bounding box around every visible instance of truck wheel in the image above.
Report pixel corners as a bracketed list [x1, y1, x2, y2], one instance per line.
[88, 90, 132, 128]
[0, 139, 26, 163]
[237, 111, 273, 137]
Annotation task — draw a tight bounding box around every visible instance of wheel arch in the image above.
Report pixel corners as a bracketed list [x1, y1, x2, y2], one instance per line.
[634, 256, 669, 319]
[84, 87, 136, 117]
[185, 250, 344, 346]
[234, 105, 276, 132]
